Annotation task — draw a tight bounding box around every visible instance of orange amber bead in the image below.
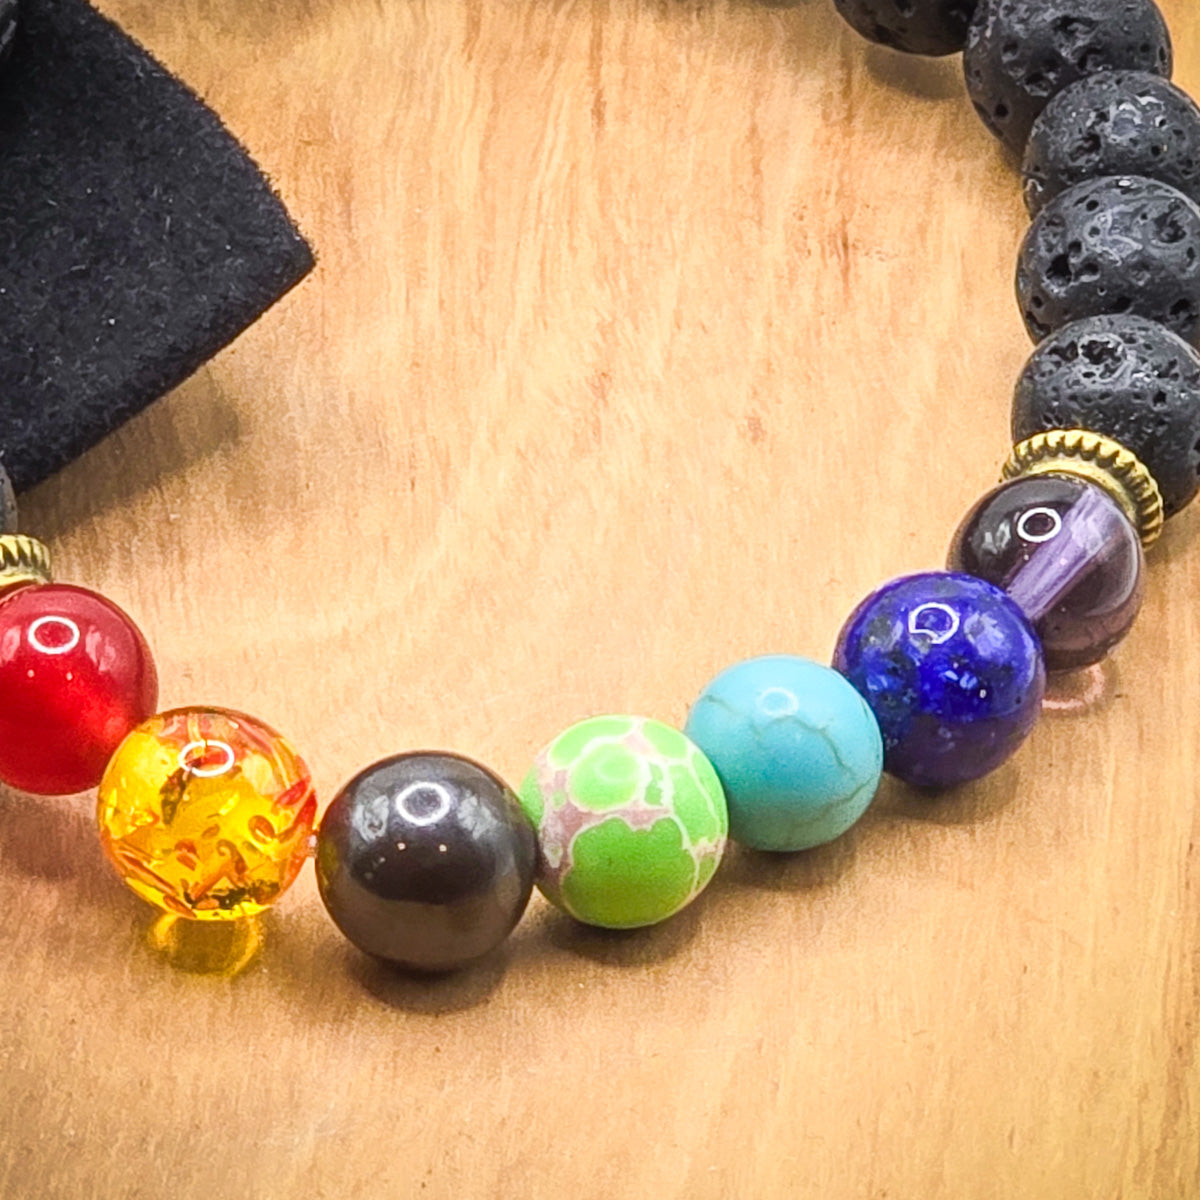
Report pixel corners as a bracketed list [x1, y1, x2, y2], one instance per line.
[97, 708, 317, 921]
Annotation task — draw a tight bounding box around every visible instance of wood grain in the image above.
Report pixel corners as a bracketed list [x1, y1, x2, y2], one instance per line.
[4, 1, 1200, 1196]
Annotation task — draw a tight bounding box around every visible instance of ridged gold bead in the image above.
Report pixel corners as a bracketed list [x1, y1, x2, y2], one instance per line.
[1002, 429, 1165, 549]
[0, 534, 53, 592]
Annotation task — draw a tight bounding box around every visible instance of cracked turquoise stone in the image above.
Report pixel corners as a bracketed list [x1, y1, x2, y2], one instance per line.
[684, 655, 883, 852]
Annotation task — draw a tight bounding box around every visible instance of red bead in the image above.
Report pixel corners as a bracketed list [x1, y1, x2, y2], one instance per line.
[0, 584, 158, 795]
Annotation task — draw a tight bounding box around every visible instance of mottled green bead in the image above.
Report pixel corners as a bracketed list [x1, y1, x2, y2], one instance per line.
[518, 716, 728, 929]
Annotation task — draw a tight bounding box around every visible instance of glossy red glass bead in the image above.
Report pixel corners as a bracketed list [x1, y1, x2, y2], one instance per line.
[0, 584, 158, 795]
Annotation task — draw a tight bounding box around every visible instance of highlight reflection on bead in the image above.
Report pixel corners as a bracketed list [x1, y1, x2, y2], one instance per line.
[97, 708, 316, 921]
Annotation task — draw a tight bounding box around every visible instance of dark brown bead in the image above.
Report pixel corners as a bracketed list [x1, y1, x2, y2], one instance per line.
[316, 752, 537, 973]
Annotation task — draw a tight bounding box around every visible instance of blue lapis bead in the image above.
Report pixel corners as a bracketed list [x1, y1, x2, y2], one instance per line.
[833, 572, 1046, 790]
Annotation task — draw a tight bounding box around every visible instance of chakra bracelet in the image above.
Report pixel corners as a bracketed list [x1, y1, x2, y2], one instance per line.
[2, 0, 1199, 972]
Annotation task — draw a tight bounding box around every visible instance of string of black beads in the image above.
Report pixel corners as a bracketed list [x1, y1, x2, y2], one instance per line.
[835, 0, 1200, 532]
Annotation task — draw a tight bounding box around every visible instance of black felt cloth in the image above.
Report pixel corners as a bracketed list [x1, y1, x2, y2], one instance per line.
[0, 0, 314, 493]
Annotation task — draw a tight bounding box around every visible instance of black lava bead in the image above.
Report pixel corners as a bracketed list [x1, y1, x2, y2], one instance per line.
[963, 0, 1172, 155]
[1016, 175, 1200, 346]
[833, 0, 979, 57]
[1012, 314, 1200, 516]
[1024, 72, 1200, 217]
[316, 752, 537, 972]
[0, 463, 15, 535]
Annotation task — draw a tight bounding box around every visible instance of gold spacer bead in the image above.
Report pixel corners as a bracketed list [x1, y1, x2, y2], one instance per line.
[1002, 429, 1165, 549]
[0, 534, 53, 592]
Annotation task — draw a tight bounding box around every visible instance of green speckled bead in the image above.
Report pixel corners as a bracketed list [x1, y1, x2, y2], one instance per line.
[518, 716, 728, 929]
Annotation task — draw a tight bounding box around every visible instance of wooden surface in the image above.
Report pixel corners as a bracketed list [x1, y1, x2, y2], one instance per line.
[5, 1, 1200, 1196]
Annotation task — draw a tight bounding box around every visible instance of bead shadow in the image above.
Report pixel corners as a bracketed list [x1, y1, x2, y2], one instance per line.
[873, 761, 1022, 827]
[0, 785, 99, 884]
[338, 941, 513, 1015]
[0, 786, 157, 977]
[712, 828, 861, 896]
[534, 892, 707, 969]
[859, 40, 1025, 176]
[0, 787, 144, 924]
[1149, 502, 1200, 564]
[861, 44, 965, 103]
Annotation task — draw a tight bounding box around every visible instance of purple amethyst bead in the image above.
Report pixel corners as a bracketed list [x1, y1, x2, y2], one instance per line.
[948, 475, 1144, 673]
[833, 572, 1046, 790]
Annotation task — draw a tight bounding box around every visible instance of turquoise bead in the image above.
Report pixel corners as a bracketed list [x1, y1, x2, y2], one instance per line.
[684, 655, 883, 852]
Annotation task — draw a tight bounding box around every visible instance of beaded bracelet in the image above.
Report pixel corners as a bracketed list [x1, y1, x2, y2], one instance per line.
[1, 0, 1199, 973]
